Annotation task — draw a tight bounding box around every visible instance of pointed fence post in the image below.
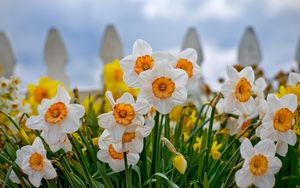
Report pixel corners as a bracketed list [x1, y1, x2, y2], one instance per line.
[0, 32, 15, 77]
[44, 28, 69, 86]
[181, 27, 204, 66]
[238, 27, 262, 66]
[100, 25, 123, 64]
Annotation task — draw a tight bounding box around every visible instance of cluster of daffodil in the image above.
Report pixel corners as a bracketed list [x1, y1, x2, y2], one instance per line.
[0, 76, 31, 130]
[1, 39, 299, 188]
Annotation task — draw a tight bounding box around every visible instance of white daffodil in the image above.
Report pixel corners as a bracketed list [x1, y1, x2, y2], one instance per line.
[48, 134, 72, 152]
[170, 48, 201, 90]
[98, 91, 149, 141]
[97, 141, 140, 172]
[221, 66, 256, 114]
[288, 72, 300, 86]
[256, 94, 297, 156]
[10, 137, 57, 187]
[235, 138, 282, 188]
[26, 86, 85, 145]
[99, 116, 154, 153]
[0, 77, 9, 95]
[120, 39, 166, 88]
[138, 58, 188, 114]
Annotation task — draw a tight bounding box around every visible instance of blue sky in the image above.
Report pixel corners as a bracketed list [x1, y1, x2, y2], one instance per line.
[0, 0, 300, 90]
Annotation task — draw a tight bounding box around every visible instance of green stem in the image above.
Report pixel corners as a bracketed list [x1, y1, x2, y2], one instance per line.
[204, 107, 216, 173]
[124, 152, 132, 188]
[151, 112, 160, 175]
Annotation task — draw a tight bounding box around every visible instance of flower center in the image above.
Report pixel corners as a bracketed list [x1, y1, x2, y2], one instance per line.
[152, 76, 175, 99]
[1, 82, 7, 88]
[234, 77, 251, 102]
[113, 103, 135, 126]
[249, 154, 268, 176]
[34, 86, 49, 103]
[176, 58, 193, 78]
[273, 108, 294, 132]
[29, 152, 44, 171]
[45, 102, 68, 124]
[134, 55, 154, 74]
[122, 132, 136, 143]
[108, 144, 125, 160]
[114, 68, 123, 82]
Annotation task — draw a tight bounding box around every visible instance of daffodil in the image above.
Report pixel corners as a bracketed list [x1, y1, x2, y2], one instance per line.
[256, 94, 297, 156]
[98, 91, 149, 141]
[235, 138, 282, 188]
[9, 137, 57, 187]
[26, 86, 85, 145]
[193, 136, 202, 151]
[120, 39, 164, 88]
[27, 77, 62, 114]
[97, 141, 140, 172]
[170, 48, 201, 91]
[172, 154, 187, 174]
[48, 134, 72, 152]
[210, 141, 222, 160]
[221, 66, 256, 114]
[99, 116, 153, 153]
[138, 57, 188, 114]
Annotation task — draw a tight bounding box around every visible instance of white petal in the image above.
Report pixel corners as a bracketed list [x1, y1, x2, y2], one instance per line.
[68, 104, 85, 118]
[267, 157, 282, 174]
[109, 159, 125, 172]
[61, 111, 81, 133]
[9, 170, 21, 184]
[278, 130, 297, 145]
[43, 160, 57, 179]
[42, 126, 64, 145]
[288, 72, 300, 86]
[109, 125, 126, 142]
[134, 99, 149, 115]
[133, 39, 152, 57]
[26, 115, 46, 130]
[253, 173, 275, 188]
[221, 81, 235, 97]
[120, 55, 134, 71]
[276, 141, 288, 156]
[280, 94, 297, 112]
[235, 168, 253, 188]
[240, 66, 255, 83]
[116, 92, 135, 104]
[152, 51, 169, 63]
[152, 98, 173, 115]
[254, 139, 276, 157]
[223, 95, 238, 113]
[105, 91, 115, 106]
[266, 94, 281, 113]
[240, 138, 255, 160]
[97, 149, 110, 163]
[124, 71, 140, 88]
[54, 86, 70, 104]
[32, 137, 45, 151]
[179, 48, 197, 63]
[226, 66, 240, 81]
[172, 69, 188, 87]
[126, 137, 143, 153]
[127, 153, 140, 165]
[172, 87, 187, 105]
[28, 172, 43, 187]
[98, 112, 115, 129]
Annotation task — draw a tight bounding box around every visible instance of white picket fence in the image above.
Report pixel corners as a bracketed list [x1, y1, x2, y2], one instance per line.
[1, 25, 299, 94]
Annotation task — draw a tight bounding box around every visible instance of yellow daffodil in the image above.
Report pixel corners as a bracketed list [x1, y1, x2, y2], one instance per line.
[172, 154, 187, 174]
[27, 77, 62, 114]
[211, 141, 222, 160]
[193, 136, 202, 151]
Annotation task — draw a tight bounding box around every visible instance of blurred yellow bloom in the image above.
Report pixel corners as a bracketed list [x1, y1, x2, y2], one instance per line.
[193, 136, 202, 151]
[92, 137, 99, 146]
[211, 141, 222, 160]
[103, 59, 139, 113]
[169, 106, 183, 121]
[172, 154, 187, 174]
[82, 96, 101, 114]
[27, 77, 62, 114]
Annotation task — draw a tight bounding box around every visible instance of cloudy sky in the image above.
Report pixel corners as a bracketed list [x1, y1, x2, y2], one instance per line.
[0, 0, 300, 90]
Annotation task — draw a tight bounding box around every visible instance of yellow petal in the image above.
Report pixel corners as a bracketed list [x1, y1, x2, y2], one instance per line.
[172, 154, 187, 174]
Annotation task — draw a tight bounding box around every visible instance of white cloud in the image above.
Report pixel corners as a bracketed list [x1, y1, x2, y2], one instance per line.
[264, 0, 300, 15]
[140, 0, 244, 21]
